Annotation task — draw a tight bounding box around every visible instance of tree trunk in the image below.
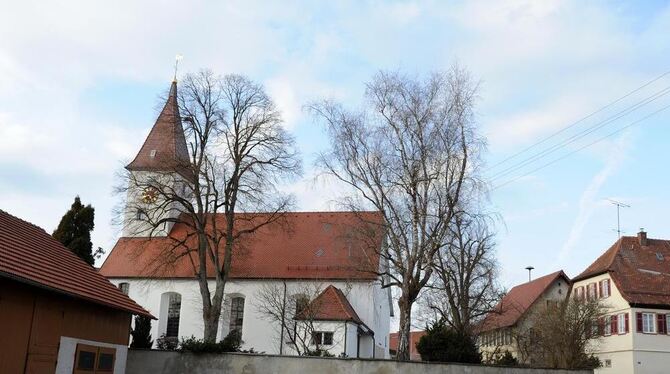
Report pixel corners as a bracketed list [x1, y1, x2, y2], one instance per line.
[396, 294, 413, 361]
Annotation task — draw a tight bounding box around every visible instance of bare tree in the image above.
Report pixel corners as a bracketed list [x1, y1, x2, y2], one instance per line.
[422, 211, 501, 336]
[516, 298, 605, 369]
[254, 282, 344, 356]
[310, 67, 483, 360]
[119, 70, 301, 341]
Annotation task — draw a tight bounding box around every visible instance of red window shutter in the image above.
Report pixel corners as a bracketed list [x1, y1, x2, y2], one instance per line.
[636, 312, 643, 333]
[598, 317, 604, 336]
[612, 316, 617, 334]
[607, 280, 611, 296]
[625, 313, 630, 333]
[658, 314, 667, 334]
[598, 281, 603, 299]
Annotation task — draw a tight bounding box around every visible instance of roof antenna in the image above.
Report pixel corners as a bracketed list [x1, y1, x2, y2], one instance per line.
[173, 54, 183, 82]
[525, 266, 534, 282]
[607, 199, 630, 238]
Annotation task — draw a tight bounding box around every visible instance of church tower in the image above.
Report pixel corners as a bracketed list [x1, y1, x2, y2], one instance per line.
[122, 81, 192, 237]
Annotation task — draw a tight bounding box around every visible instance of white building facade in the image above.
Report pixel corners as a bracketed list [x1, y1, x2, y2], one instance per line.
[100, 81, 392, 358]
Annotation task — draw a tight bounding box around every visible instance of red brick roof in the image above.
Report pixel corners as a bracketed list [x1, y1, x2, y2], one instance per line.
[574, 235, 670, 308]
[0, 210, 152, 317]
[479, 270, 569, 332]
[100, 211, 383, 280]
[296, 285, 363, 323]
[126, 81, 190, 177]
[389, 331, 426, 360]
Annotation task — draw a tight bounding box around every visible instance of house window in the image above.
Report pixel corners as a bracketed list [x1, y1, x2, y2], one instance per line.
[74, 344, 116, 374]
[587, 283, 596, 300]
[601, 279, 610, 298]
[604, 316, 612, 336]
[229, 297, 245, 335]
[118, 282, 129, 295]
[166, 293, 182, 338]
[311, 331, 334, 346]
[618, 313, 626, 334]
[642, 313, 656, 333]
[605, 359, 612, 368]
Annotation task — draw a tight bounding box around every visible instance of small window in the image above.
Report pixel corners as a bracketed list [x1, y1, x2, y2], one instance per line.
[642, 313, 656, 333]
[657, 252, 664, 261]
[618, 313, 626, 334]
[601, 279, 610, 298]
[118, 282, 129, 295]
[311, 331, 334, 346]
[74, 344, 115, 374]
[150, 149, 157, 158]
[136, 209, 144, 221]
[77, 350, 96, 370]
[605, 359, 612, 368]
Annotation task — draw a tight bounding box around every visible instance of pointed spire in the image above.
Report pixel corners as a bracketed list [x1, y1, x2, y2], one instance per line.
[126, 81, 190, 176]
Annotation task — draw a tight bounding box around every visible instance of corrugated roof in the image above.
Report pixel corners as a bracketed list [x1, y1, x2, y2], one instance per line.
[0, 209, 152, 317]
[479, 270, 569, 332]
[296, 285, 363, 323]
[126, 81, 191, 178]
[100, 211, 383, 280]
[574, 235, 670, 307]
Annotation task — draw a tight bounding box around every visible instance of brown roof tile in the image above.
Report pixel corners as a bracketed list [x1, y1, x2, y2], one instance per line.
[296, 285, 363, 323]
[99, 211, 383, 280]
[479, 270, 570, 332]
[574, 235, 670, 308]
[126, 81, 190, 177]
[0, 209, 152, 317]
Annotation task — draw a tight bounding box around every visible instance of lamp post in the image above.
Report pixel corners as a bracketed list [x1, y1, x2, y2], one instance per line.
[525, 266, 534, 282]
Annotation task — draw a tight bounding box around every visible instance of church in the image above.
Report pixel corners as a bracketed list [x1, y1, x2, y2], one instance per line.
[99, 81, 392, 358]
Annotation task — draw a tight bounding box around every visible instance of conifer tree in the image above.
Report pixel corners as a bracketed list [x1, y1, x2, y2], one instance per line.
[52, 196, 95, 265]
[130, 315, 154, 349]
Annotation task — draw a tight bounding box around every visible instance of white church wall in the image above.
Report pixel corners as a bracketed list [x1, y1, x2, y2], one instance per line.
[112, 278, 390, 358]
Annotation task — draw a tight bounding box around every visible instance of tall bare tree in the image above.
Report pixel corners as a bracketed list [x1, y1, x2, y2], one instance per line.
[119, 70, 301, 341]
[310, 67, 483, 360]
[422, 211, 501, 336]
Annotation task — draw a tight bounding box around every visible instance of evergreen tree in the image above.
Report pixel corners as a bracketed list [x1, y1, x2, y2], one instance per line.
[416, 320, 481, 363]
[52, 196, 95, 265]
[130, 315, 154, 349]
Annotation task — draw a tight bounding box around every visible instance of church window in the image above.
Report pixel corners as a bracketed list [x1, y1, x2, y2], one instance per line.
[165, 293, 182, 337]
[118, 282, 129, 295]
[229, 297, 245, 336]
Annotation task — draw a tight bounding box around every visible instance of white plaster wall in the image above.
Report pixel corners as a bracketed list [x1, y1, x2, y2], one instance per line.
[56, 336, 128, 374]
[344, 322, 359, 358]
[112, 278, 390, 358]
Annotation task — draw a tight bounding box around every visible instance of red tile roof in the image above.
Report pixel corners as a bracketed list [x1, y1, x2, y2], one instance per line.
[0, 209, 152, 317]
[126, 81, 191, 177]
[479, 270, 570, 332]
[389, 331, 426, 360]
[573, 235, 670, 308]
[296, 285, 363, 323]
[100, 211, 383, 280]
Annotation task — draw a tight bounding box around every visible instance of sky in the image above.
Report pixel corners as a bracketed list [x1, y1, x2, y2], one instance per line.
[1, 0, 670, 293]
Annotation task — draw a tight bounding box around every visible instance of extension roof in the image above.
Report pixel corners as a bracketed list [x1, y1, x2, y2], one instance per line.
[126, 81, 191, 178]
[100, 211, 383, 281]
[479, 270, 570, 332]
[573, 235, 670, 308]
[295, 285, 363, 324]
[0, 209, 152, 317]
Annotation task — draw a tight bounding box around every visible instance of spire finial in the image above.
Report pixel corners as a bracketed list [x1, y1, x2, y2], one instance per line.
[173, 54, 183, 82]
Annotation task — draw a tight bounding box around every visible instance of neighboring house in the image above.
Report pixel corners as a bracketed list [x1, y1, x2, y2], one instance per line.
[478, 270, 571, 364]
[572, 229, 670, 374]
[98, 81, 392, 358]
[0, 209, 152, 374]
[388, 331, 427, 360]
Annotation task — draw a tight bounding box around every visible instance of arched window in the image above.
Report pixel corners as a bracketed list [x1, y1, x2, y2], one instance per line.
[118, 282, 129, 295]
[229, 297, 245, 335]
[159, 292, 182, 339]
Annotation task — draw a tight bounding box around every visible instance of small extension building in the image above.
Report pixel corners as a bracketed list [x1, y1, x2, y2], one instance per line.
[478, 270, 571, 364]
[572, 230, 670, 374]
[0, 209, 152, 374]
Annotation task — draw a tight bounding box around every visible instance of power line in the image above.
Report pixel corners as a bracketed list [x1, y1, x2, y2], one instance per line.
[489, 86, 670, 182]
[491, 103, 670, 191]
[488, 69, 670, 171]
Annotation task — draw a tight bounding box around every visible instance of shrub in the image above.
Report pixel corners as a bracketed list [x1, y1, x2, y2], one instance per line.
[493, 351, 518, 366]
[416, 320, 481, 363]
[303, 348, 334, 357]
[130, 315, 153, 349]
[156, 335, 178, 350]
[179, 330, 243, 354]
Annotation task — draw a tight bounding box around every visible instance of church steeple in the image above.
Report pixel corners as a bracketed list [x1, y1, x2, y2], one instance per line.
[126, 81, 190, 174]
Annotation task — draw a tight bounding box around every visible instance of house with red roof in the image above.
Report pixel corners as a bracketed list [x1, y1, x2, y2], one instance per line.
[0, 209, 152, 374]
[477, 270, 572, 363]
[571, 229, 670, 374]
[99, 81, 393, 358]
[388, 331, 427, 360]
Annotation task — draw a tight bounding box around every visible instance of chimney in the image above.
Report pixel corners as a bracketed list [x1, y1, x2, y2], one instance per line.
[638, 228, 648, 246]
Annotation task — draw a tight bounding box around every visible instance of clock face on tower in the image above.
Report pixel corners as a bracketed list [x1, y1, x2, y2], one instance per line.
[141, 186, 159, 204]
